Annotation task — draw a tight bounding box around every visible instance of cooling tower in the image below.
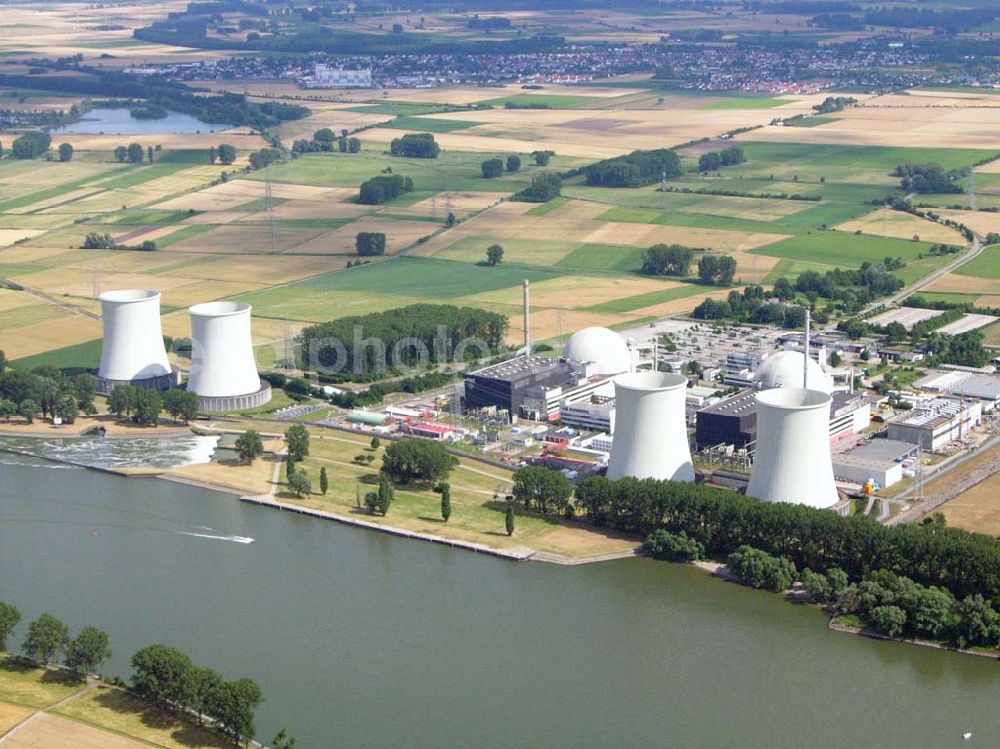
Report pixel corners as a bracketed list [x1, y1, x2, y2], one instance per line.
[607, 372, 694, 482]
[746, 388, 839, 509]
[187, 301, 271, 412]
[96, 290, 178, 393]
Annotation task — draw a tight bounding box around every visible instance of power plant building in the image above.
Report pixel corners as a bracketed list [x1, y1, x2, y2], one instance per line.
[887, 397, 983, 451]
[607, 372, 694, 482]
[746, 388, 839, 509]
[187, 302, 271, 413]
[96, 289, 180, 394]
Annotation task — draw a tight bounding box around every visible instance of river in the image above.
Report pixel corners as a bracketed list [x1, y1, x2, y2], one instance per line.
[1, 458, 998, 748]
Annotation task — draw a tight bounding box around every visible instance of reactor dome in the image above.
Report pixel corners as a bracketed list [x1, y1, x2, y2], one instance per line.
[755, 350, 832, 394]
[563, 327, 632, 375]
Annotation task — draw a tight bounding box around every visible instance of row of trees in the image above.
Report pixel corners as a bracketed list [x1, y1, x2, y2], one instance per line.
[640, 243, 703, 276]
[0, 604, 111, 676]
[584, 148, 682, 188]
[10, 131, 52, 159]
[82, 231, 157, 252]
[511, 466, 573, 516]
[895, 163, 963, 194]
[113, 143, 154, 164]
[0, 360, 96, 425]
[298, 304, 508, 380]
[514, 172, 561, 202]
[574, 475, 1000, 605]
[481, 155, 520, 178]
[695, 254, 738, 285]
[292, 127, 360, 154]
[108, 385, 198, 426]
[390, 133, 439, 159]
[697, 145, 745, 172]
[359, 174, 413, 205]
[694, 285, 809, 329]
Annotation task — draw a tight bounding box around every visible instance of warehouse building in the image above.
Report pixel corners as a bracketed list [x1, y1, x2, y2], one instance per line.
[831, 439, 916, 489]
[887, 398, 983, 451]
[915, 370, 1000, 413]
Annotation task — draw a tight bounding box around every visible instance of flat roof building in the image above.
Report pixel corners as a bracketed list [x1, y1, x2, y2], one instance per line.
[887, 398, 983, 451]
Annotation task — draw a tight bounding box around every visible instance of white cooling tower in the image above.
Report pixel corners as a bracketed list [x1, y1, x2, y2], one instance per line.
[187, 301, 270, 411]
[97, 290, 173, 389]
[607, 372, 694, 482]
[746, 388, 839, 509]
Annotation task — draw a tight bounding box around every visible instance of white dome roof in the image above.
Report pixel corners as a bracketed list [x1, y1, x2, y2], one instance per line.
[563, 327, 632, 375]
[755, 350, 832, 394]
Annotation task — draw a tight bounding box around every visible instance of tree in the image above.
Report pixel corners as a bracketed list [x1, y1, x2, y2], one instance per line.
[131, 388, 161, 426]
[348, 137, 361, 153]
[147, 145, 154, 163]
[162, 389, 198, 423]
[130, 644, 195, 710]
[511, 466, 572, 515]
[22, 613, 69, 665]
[273, 730, 298, 749]
[17, 399, 39, 424]
[481, 158, 504, 178]
[506, 155, 521, 172]
[66, 626, 112, 677]
[884, 321, 907, 344]
[868, 605, 907, 637]
[235, 430, 264, 465]
[319, 466, 328, 495]
[191, 667, 224, 725]
[486, 244, 504, 266]
[533, 150, 552, 166]
[57, 143, 73, 162]
[0, 602, 21, 650]
[214, 678, 262, 745]
[108, 385, 135, 419]
[641, 244, 696, 276]
[517, 172, 561, 202]
[953, 594, 1000, 648]
[364, 491, 378, 514]
[370, 436, 381, 450]
[288, 470, 312, 498]
[381, 439, 457, 484]
[285, 424, 310, 461]
[217, 143, 236, 165]
[389, 133, 439, 158]
[698, 151, 721, 172]
[114, 145, 128, 162]
[0, 349, 5, 374]
[356, 231, 387, 256]
[10, 131, 50, 159]
[126, 143, 144, 163]
[441, 484, 451, 522]
[697, 254, 737, 286]
[54, 396, 79, 424]
[643, 529, 703, 561]
[376, 475, 394, 515]
[209, 145, 217, 164]
[0, 400, 15, 421]
[505, 504, 515, 536]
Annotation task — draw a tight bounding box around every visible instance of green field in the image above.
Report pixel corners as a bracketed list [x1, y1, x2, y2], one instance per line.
[258, 150, 535, 194]
[757, 231, 935, 266]
[955, 244, 1000, 279]
[477, 93, 604, 108]
[699, 97, 793, 110]
[785, 116, 838, 127]
[557, 243, 646, 273]
[381, 116, 479, 132]
[11, 338, 102, 370]
[582, 284, 704, 313]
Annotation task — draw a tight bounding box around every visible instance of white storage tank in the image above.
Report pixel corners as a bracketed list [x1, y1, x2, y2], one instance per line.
[607, 371, 694, 482]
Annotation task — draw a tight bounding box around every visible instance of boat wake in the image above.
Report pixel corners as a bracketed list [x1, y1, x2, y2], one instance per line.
[176, 531, 255, 544]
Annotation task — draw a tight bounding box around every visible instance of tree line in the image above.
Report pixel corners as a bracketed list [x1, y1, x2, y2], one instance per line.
[583, 148, 682, 188]
[298, 304, 508, 381]
[108, 385, 198, 426]
[390, 133, 439, 159]
[572, 474, 1000, 605]
[697, 145, 745, 173]
[0, 359, 95, 425]
[895, 163, 963, 194]
[359, 174, 414, 205]
[0, 601, 275, 746]
[513, 172, 561, 202]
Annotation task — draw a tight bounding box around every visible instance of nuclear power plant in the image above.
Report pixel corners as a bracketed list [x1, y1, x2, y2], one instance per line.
[96, 290, 180, 394]
[745, 388, 839, 509]
[607, 371, 694, 482]
[187, 301, 271, 413]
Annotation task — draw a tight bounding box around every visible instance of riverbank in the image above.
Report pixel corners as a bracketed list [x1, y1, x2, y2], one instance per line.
[828, 617, 1000, 660]
[0, 655, 236, 749]
[0, 415, 192, 439]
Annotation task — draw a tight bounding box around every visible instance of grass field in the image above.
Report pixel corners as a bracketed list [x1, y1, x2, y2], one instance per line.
[954, 244, 1000, 279]
[477, 93, 604, 108]
[381, 115, 479, 132]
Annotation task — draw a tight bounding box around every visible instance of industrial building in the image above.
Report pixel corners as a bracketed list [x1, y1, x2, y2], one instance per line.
[187, 302, 271, 413]
[96, 290, 180, 394]
[831, 439, 916, 489]
[724, 349, 834, 392]
[607, 372, 694, 482]
[696, 389, 870, 450]
[304, 65, 373, 88]
[558, 397, 615, 433]
[915, 370, 1000, 412]
[463, 327, 630, 422]
[746, 388, 840, 509]
[887, 398, 983, 451]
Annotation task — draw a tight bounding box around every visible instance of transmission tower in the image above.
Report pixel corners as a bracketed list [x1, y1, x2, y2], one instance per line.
[90, 257, 100, 300]
[445, 190, 453, 221]
[556, 308, 563, 342]
[968, 164, 976, 211]
[430, 191, 438, 221]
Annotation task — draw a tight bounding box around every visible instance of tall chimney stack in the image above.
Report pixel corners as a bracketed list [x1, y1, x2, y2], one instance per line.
[803, 307, 811, 389]
[523, 279, 531, 357]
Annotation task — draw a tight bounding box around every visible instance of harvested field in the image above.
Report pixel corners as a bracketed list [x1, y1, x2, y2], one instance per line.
[868, 307, 945, 330]
[936, 209, 1000, 236]
[393, 191, 501, 219]
[290, 217, 434, 255]
[926, 273, 1000, 296]
[679, 195, 813, 221]
[158, 254, 341, 285]
[939, 471, 1000, 536]
[0, 229, 44, 247]
[163, 224, 329, 254]
[0, 701, 32, 735]
[834, 208, 966, 244]
[504, 308, 639, 345]
[1, 711, 151, 749]
[467, 275, 682, 309]
[0, 314, 101, 359]
[629, 287, 733, 317]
